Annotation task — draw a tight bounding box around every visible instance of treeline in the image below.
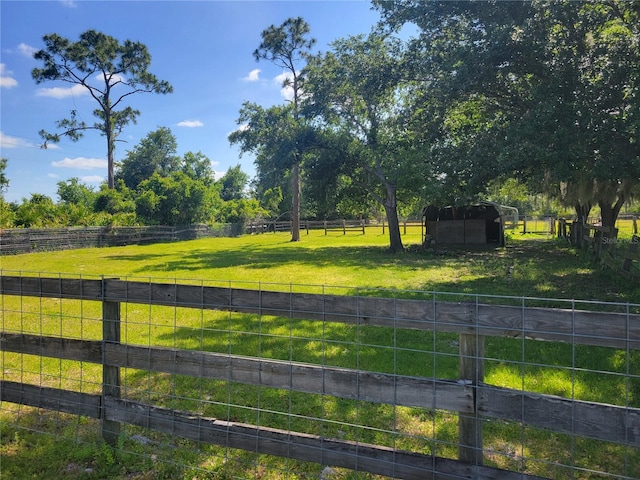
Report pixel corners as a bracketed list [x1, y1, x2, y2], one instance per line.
[0, 128, 268, 229]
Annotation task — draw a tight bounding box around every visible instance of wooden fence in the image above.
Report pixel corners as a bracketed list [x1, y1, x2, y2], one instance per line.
[246, 219, 367, 235]
[0, 224, 241, 255]
[1, 275, 640, 479]
[245, 219, 424, 236]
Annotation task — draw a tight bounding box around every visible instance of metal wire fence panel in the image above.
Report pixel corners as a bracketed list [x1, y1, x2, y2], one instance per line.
[1, 272, 640, 479]
[0, 224, 242, 255]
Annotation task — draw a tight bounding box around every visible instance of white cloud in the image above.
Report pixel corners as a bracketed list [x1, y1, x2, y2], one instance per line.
[81, 175, 105, 183]
[18, 43, 38, 58]
[227, 123, 249, 137]
[0, 64, 18, 88]
[274, 71, 295, 101]
[51, 157, 107, 170]
[0, 131, 32, 149]
[60, 0, 77, 7]
[243, 69, 261, 82]
[98, 72, 125, 85]
[177, 119, 204, 128]
[36, 84, 87, 99]
[47, 173, 59, 179]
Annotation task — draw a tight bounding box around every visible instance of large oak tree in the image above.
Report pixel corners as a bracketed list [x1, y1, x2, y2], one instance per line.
[375, 0, 640, 234]
[304, 34, 423, 253]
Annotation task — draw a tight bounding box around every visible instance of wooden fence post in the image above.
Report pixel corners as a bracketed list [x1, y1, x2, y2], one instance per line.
[458, 333, 485, 465]
[102, 278, 121, 446]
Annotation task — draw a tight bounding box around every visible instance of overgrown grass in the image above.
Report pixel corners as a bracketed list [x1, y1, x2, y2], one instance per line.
[1, 228, 639, 479]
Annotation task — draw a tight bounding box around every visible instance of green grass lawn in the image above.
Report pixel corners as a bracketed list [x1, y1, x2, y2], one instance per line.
[2, 227, 638, 302]
[1, 228, 639, 479]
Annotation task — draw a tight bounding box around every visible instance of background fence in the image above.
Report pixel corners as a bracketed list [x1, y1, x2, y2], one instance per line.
[245, 219, 424, 236]
[1, 273, 639, 479]
[0, 224, 242, 255]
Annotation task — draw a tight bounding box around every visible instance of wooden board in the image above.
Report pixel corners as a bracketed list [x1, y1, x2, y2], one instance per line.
[478, 384, 640, 446]
[104, 397, 546, 480]
[104, 343, 473, 413]
[2, 275, 639, 350]
[0, 381, 101, 419]
[0, 333, 102, 363]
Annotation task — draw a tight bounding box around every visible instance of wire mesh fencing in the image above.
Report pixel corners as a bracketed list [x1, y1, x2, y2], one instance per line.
[1, 272, 639, 479]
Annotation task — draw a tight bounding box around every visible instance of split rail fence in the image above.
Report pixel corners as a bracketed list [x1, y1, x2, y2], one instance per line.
[245, 219, 424, 236]
[1, 274, 640, 479]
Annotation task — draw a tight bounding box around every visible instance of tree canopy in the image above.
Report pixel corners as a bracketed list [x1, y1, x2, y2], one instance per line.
[219, 165, 249, 202]
[117, 127, 181, 189]
[0, 158, 9, 195]
[374, 0, 640, 230]
[303, 34, 422, 252]
[32, 29, 173, 189]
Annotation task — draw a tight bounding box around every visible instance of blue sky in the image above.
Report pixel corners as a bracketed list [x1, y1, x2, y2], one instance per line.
[0, 0, 382, 203]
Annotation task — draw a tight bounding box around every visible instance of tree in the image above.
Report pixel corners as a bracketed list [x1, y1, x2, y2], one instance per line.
[253, 17, 316, 242]
[218, 164, 248, 201]
[32, 30, 173, 189]
[0, 157, 9, 195]
[229, 102, 299, 219]
[375, 0, 640, 234]
[135, 172, 219, 226]
[0, 159, 15, 227]
[117, 127, 180, 189]
[0, 200, 15, 228]
[261, 186, 283, 218]
[304, 34, 419, 253]
[15, 194, 59, 227]
[182, 151, 214, 184]
[57, 177, 96, 207]
[217, 198, 265, 224]
[94, 180, 135, 215]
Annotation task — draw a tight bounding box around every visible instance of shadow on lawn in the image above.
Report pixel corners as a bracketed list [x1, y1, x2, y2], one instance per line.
[103, 238, 639, 304]
[122, 243, 402, 272]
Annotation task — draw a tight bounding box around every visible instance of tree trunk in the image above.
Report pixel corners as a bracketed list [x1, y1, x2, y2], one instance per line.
[571, 201, 591, 247]
[383, 182, 403, 253]
[599, 197, 624, 244]
[291, 162, 301, 242]
[106, 113, 115, 189]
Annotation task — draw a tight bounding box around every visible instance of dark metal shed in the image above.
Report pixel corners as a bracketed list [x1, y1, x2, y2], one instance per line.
[422, 202, 508, 246]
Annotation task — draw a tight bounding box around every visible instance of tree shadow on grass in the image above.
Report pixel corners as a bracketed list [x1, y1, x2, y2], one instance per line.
[103, 238, 639, 304]
[117, 243, 403, 273]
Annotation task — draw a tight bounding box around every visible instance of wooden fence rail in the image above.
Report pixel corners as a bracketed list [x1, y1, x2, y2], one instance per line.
[1, 275, 639, 479]
[245, 220, 424, 236]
